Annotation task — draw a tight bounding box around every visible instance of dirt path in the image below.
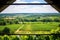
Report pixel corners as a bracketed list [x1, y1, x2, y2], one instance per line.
[14, 23, 51, 34]
[15, 25, 24, 33]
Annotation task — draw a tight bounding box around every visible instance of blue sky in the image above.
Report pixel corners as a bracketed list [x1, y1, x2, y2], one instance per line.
[21, 0, 46, 2]
[14, 0, 47, 3]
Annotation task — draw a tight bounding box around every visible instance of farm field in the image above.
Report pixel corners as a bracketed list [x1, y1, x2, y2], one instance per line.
[21, 22, 59, 31]
[14, 22, 60, 34]
[0, 22, 59, 34]
[0, 13, 60, 34]
[0, 24, 22, 33]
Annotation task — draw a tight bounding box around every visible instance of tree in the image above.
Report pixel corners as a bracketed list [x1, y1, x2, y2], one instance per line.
[0, 21, 6, 25]
[34, 35, 41, 40]
[2, 27, 10, 34]
[12, 36, 20, 40]
[9, 21, 13, 24]
[59, 24, 60, 27]
[3, 36, 9, 40]
[54, 19, 60, 22]
[45, 36, 50, 40]
[0, 37, 2, 40]
[27, 35, 33, 40]
[0, 31, 2, 34]
[15, 20, 19, 24]
[2, 21, 6, 25]
[0, 21, 2, 25]
[41, 19, 52, 22]
[51, 28, 60, 40]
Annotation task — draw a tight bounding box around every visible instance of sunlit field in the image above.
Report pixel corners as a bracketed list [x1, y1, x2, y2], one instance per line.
[0, 13, 60, 34]
[0, 24, 22, 33]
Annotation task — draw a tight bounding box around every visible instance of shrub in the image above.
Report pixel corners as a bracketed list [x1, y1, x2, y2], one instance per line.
[2, 27, 10, 34]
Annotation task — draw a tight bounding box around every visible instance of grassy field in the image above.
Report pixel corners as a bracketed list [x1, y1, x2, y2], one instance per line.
[0, 22, 60, 34]
[0, 24, 22, 33]
[20, 22, 60, 31]
[0, 13, 60, 34]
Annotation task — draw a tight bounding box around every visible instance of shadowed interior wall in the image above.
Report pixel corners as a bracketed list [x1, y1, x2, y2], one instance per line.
[0, 0, 16, 12]
[45, 0, 60, 12]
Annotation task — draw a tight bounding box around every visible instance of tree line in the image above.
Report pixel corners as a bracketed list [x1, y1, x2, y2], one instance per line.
[0, 34, 60, 40]
[0, 17, 60, 25]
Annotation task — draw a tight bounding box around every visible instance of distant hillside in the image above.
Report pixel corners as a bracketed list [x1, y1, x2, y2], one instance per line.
[0, 13, 60, 17]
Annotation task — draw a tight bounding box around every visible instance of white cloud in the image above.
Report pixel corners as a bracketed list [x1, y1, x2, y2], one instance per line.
[14, 1, 29, 3]
[1, 0, 59, 13]
[1, 5, 59, 13]
[14, 0, 28, 3]
[31, 1, 40, 3]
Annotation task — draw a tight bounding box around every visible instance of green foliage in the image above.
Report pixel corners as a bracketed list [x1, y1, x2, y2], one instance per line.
[9, 21, 14, 24]
[15, 20, 19, 24]
[51, 27, 60, 34]
[59, 24, 60, 27]
[0, 13, 60, 34]
[41, 19, 52, 22]
[12, 36, 20, 40]
[2, 27, 10, 34]
[50, 27, 60, 40]
[3, 36, 9, 40]
[45, 36, 50, 40]
[27, 35, 33, 40]
[54, 18, 60, 22]
[0, 35, 60, 40]
[0, 37, 2, 40]
[0, 24, 22, 34]
[0, 21, 6, 25]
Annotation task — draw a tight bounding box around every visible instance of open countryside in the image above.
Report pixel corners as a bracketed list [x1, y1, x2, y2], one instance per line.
[0, 13, 60, 34]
